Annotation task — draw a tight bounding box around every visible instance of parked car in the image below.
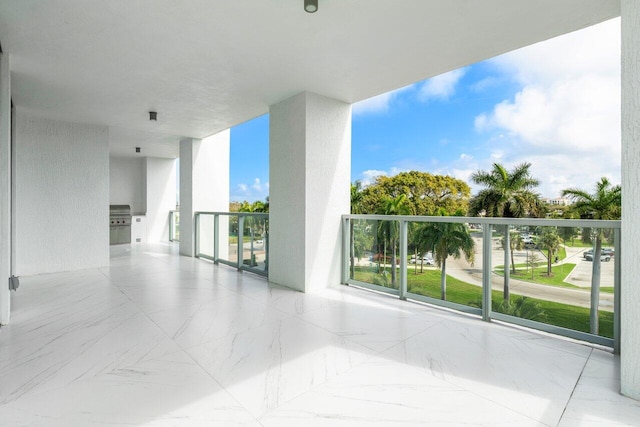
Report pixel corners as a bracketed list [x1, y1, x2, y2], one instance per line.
[583, 250, 611, 262]
[410, 255, 435, 265]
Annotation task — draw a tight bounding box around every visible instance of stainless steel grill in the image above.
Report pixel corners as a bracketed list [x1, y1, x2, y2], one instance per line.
[110, 205, 131, 245]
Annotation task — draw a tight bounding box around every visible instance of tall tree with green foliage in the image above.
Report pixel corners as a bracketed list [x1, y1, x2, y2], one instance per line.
[558, 226, 578, 246]
[416, 209, 475, 300]
[469, 162, 543, 302]
[360, 171, 470, 215]
[501, 231, 524, 274]
[378, 194, 411, 287]
[562, 177, 621, 335]
[350, 181, 365, 279]
[540, 228, 562, 276]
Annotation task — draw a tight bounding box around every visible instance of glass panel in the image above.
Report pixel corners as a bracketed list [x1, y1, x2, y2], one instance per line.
[406, 220, 482, 309]
[349, 219, 399, 292]
[170, 211, 180, 241]
[217, 215, 236, 264]
[241, 215, 269, 274]
[196, 213, 213, 258]
[490, 224, 615, 339]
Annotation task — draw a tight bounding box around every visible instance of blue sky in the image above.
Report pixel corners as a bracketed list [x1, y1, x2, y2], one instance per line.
[230, 18, 621, 203]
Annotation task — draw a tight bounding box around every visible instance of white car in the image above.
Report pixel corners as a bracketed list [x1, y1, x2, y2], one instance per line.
[410, 255, 435, 265]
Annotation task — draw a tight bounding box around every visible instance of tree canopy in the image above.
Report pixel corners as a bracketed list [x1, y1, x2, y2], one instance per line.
[359, 171, 470, 215]
[469, 162, 544, 218]
[561, 177, 621, 335]
[562, 177, 621, 220]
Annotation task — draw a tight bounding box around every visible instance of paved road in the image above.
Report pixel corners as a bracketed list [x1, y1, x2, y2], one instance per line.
[446, 239, 614, 311]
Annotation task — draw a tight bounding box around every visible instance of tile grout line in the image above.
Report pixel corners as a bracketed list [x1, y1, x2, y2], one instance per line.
[556, 346, 593, 426]
[101, 262, 266, 426]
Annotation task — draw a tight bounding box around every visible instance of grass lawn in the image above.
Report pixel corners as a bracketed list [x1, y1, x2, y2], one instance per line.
[228, 235, 255, 244]
[352, 266, 613, 338]
[495, 263, 579, 289]
[564, 240, 595, 248]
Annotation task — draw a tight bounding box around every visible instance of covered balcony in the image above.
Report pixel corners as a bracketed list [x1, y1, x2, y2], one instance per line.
[1, 0, 640, 424]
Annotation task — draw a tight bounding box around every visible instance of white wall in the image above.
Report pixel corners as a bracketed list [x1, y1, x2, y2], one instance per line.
[145, 157, 176, 243]
[179, 131, 230, 257]
[109, 156, 146, 214]
[14, 110, 109, 276]
[621, 0, 640, 401]
[0, 53, 11, 324]
[269, 92, 351, 292]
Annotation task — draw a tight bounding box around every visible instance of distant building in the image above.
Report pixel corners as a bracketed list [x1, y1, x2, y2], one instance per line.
[541, 197, 571, 206]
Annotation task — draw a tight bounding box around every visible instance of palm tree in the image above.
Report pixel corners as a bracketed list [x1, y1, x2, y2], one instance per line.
[378, 194, 411, 287]
[501, 231, 524, 274]
[350, 181, 364, 279]
[562, 177, 621, 335]
[417, 209, 475, 300]
[469, 162, 543, 302]
[540, 228, 561, 276]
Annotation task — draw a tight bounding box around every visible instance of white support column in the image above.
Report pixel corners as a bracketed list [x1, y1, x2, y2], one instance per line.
[0, 53, 10, 325]
[269, 92, 351, 292]
[145, 157, 177, 243]
[179, 131, 230, 257]
[621, 0, 640, 400]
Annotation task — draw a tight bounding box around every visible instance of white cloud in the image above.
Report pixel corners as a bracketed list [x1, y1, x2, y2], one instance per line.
[353, 84, 414, 116]
[360, 169, 389, 187]
[459, 153, 473, 161]
[353, 67, 466, 117]
[358, 167, 411, 187]
[470, 76, 501, 93]
[490, 151, 504, 160]
[418, 68, 467, 101]
[474, 18, 621, 198]
[231, 177, 269, 202]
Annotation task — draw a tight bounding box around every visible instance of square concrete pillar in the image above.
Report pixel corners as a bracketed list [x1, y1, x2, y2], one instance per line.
[179, 131, 230, 257]
[145, 157, 177, 243]
[621, 0, 640, 400]
[0, 53, 10, 325]
[269, 92, 351, 292]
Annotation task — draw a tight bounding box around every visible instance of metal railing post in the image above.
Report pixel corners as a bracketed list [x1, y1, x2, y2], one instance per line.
[342, 217, 350, 285]
[194, 213, 199, 256]
[399, 220, 408, 300]
[482, 224, 493, 321]
[213, 214, 219, 264]
[614, 228, 621, 354]
[169, 211, 174, 242]
[237, 215, 244, 271]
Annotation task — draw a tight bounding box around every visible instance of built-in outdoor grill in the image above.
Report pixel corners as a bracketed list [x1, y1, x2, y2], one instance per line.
[109, 205, 132, 245]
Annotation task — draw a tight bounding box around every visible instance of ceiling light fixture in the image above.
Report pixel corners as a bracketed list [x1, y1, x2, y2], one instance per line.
[304, 0, 318, 13]
[149, 111, 157, 121]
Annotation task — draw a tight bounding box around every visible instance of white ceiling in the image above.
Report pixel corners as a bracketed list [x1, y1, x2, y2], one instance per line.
[0, 0, 620, 158]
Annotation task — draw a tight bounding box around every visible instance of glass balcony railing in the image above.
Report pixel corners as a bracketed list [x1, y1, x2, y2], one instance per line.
[169, 210, 180, 242]
[343, 215, 621, 350]
[194, 211, 268, 277]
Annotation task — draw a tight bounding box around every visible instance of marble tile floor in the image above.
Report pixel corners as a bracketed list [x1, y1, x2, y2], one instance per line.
[0, 243, 639, 426]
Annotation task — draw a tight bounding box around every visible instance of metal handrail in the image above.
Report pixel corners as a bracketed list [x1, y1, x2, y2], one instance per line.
[342, 214, 621, 350]
[345, 214, 620, 228]
[194, 211, 268, 277]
